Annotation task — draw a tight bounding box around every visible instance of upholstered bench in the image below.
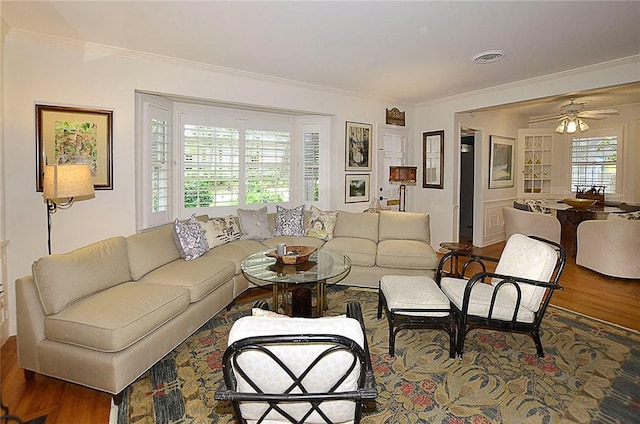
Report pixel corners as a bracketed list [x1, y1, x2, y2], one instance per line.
[377, 275, 455, 358]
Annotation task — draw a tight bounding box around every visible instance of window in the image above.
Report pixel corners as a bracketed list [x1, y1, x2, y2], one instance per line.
[571, 128, 621, 194]
[183, 125, 240, 208]
[136, 93, 330, 230]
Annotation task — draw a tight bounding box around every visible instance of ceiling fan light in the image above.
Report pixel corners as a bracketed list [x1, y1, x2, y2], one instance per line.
[566, 119, 577, 134]
[555, 119, 567, 133]
[578, 118, 589, 132]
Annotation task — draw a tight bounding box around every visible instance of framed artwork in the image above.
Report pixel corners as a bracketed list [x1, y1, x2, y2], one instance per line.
[345, 121, 372, 171]
[489, 135, 515, 189]
[345, 174, 370, 203]
[423, 130, 444, 189]
[36, 104, 113, 191]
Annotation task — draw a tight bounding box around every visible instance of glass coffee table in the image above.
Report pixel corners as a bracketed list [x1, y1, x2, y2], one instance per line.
[241, 248, 351, 317]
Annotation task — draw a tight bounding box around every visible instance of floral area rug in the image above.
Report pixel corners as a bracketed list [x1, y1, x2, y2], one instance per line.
[116, 286, 639, 424]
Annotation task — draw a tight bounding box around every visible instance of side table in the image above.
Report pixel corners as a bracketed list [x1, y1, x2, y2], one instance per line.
[439, 242, 472, 277]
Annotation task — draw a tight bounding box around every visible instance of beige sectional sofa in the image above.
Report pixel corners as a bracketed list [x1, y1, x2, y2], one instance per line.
[16, 210, 437, 402]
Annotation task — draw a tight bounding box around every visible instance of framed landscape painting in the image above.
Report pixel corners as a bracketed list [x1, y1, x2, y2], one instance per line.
[36, 104, 113, 191]
[345, 174, 370, 203]
[489, 135, 515, 189]
[345, 121, 372, 171]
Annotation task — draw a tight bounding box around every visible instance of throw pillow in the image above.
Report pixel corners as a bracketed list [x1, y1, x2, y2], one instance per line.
[306, 206, 337, 240]
[173, 214, 209, 260]
[237, 206, 272, 240]
[201, 215, 243, 248]
[273, 205, 305, 237]
[610, 211, 640, 221]
[252, 308, 290, 318]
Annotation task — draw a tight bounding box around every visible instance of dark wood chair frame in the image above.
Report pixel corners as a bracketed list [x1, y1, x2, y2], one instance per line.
[377, 280, 456, 359]
[435, 236, 566, 358]
[214, 301, 377, 424]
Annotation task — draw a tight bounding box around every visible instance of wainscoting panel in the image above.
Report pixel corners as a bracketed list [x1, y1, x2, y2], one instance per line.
[483, 199, 513, 246]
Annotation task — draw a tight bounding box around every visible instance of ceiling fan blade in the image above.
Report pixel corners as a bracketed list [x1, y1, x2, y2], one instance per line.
[528, 113, 565, 123]
[576, 113, 609, 120]
[582, 108, 619, 115]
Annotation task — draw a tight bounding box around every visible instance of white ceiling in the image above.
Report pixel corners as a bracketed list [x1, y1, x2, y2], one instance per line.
[2, 1, 640, 111]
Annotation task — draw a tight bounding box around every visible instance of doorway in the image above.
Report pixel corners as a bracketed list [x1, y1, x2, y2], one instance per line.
[459, 129, 475, 244]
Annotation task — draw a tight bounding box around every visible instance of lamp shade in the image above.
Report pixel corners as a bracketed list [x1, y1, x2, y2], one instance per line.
[389, 166, 417, 185]
[43, 164, 95, 200]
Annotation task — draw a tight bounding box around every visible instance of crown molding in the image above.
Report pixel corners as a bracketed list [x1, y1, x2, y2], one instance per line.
[7, 29, 414, 107]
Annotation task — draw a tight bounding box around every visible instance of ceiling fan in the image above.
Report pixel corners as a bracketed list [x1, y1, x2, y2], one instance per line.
[528, 98, 619, 134]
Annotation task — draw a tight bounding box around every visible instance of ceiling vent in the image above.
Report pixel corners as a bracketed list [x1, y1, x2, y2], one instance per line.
[472, 50, 505, 64]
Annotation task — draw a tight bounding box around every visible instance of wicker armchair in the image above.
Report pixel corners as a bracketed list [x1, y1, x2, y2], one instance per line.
[214, 301, 377, 424]
[437, 234, 566, 358]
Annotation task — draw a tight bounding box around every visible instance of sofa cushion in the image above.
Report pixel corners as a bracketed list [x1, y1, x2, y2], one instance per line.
[211, 240, 268, 273]
[609, 211, 640, 221]
[323, 237, 377, 266]
[173, 214, 209, 260]
[378, 211, 430, 243]
[201, 215, 243, 248]
[333, 211, 379, 242]
[376, 240, 438, 269]
[273, 205, 306, 236]
[238, 206, 272, 240]
[127, 224, 181, 281]
[137, 254, 236, 302]
[261, 236, 325, 250]
[306, 206, 338, 241]
[32, 237, 130, 315]
[44, 282, 190, 352]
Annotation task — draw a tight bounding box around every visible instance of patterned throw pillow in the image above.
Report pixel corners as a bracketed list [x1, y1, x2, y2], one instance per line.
[273, 205, 305, 237]
[306, 206, 338, 240]
[201, 215, 243, 248]
[173, 214, 209, 260]
[610, 211, 640, 221]
[237, 206, 272, 240]
[252, 308, 290, 318]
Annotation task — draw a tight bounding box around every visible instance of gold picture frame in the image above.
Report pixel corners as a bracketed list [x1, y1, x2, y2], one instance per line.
[36, 104, 113, 191]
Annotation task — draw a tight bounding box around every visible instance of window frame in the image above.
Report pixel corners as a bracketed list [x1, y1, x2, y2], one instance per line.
[136, 93, 331, 231]
[569, 125, 625, 201]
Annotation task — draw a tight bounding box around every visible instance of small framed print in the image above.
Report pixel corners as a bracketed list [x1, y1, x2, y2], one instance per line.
[36, 104, 113, 191]
[345, 174, 370, 203]
[489, 135, 515, 189]
[345, 121, 372, 171]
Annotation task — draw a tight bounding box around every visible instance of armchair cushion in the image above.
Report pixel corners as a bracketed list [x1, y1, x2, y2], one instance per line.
[226, 314, 365, 423]
[492, 234, 558, 312]
[440, 277, 535, 323]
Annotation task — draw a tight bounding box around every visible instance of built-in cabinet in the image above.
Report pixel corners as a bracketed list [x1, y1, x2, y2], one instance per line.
[518, 129, 554, 197]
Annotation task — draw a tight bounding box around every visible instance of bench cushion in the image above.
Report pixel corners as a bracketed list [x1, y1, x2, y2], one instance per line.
[380, 275, 449, 317]
[44, 282, 189, 352]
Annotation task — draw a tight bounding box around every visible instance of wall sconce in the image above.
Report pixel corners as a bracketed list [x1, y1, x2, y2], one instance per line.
[43, 164, 95, 254]
[389, 166, 417, 212]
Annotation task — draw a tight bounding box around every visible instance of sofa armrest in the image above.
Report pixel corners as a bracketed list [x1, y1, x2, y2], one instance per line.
[16, 275, 47, 372]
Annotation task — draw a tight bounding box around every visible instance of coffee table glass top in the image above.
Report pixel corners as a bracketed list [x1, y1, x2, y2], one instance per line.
[241, 248, 351, 286]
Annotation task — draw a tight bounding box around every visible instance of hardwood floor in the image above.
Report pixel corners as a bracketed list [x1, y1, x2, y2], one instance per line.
[2, 242, 638, 423]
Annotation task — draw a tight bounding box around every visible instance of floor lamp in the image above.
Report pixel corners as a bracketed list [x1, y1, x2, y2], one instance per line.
[43, 164, 95, 254]
[389, 166, 417, 212]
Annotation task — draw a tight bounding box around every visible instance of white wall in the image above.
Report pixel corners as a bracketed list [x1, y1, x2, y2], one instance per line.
[2, 33, 413, 335]
[413, 57, 640, 248]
